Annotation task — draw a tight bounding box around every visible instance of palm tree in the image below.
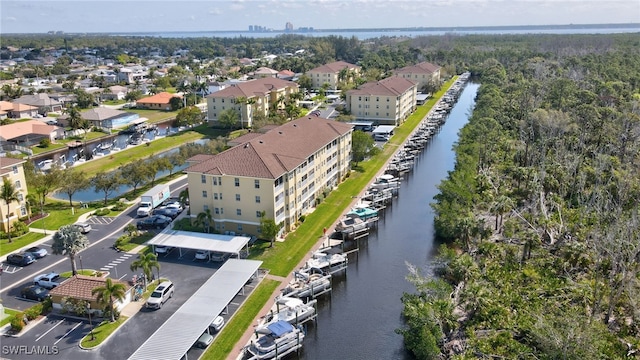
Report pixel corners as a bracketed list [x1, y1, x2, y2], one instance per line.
[52, 225, 89, 275]
[195, 209, 213, 233]
[130, 253, 160, 288]
[91, 278, 127, 322]
[1, 178, 20, 243]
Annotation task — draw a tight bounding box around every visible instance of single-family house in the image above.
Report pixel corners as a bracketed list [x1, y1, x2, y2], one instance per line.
[252, 67, 278, 79]
[136, 92, 182, 111]
[12, 93, 63, 114]
[0, 120, 64, 146]
[277, 70, 295, 81]
[100, 85, 129, 101]
[0, 101, 38, 119]
[79, 107, 140, 131]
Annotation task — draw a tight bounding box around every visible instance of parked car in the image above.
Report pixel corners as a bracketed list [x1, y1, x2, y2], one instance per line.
[194, 250, 209, 260]
[20, 285, 50, 301]
[154, 245, 174, 254]
[146, 281, 174, 309]
[34, 272, 62, 289]
[6, 253, 36, 266]
[152, 207, 180, 219]
[164, 202, 183, 212]
[73, 223, 92, 234]
[195, 332, 214, 349]
[136, 215, 172, 230]
[210, 315, 225, 332]
[25, 246, 48, 259]
[210, 252, 229, 262]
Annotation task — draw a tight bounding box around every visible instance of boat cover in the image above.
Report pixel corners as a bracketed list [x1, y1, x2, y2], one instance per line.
[267, 320, 294, 337]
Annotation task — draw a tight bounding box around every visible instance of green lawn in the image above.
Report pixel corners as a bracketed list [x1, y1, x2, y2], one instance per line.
[31, 142, 67, 155]
[67, 131, 110, 142]
[202, 279, 280, 360]
[0, 308, 19, 327]
[28, 200, 95, 231]
[80, 316, 127, 349]
[125, 109, 178, 123]
[117, 233, 154, 252]
[0, 232, 46, 256]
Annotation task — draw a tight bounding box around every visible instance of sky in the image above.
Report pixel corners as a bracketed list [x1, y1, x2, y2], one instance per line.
[1, 0, 639, 34]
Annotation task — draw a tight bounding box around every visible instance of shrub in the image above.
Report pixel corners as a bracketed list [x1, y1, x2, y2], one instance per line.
[24, 304, 42, 320]
[94, 208, 111, 216]
[111, 202, 128, 211]
[39, 138, 51, 148]
[42, 298, 53, 313]
[10, 313, 25, 332]
[114, 235, 129, 248]
[299, 215, 306, 223]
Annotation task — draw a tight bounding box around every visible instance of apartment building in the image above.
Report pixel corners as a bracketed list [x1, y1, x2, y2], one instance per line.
[0, 157, 29, 232]
[393, 61, 442, 92]
[185, 116, 353, 237]
[306, 61, 361, 90]
[345, 77, 418, 126]
[206, 77, 299, 129]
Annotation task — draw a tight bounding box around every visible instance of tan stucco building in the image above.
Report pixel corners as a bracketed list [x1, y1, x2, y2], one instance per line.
[393, 61, 442, 92]
[185, 116, 353, 236]
[306, 61, 361, 90]
[0, 157, 29, 232]
[206, 78, 299, 129]
[345, 77, 418, 126]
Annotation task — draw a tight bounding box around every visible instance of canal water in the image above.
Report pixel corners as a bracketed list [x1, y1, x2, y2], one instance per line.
[298, 82, 480, 360]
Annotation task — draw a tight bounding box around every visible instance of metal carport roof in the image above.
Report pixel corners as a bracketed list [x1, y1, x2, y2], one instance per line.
[128, 259, 262, 360]
[146, 230, 250, 255]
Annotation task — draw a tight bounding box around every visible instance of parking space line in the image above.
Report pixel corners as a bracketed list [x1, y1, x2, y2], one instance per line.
[54, 322, 83, 345]
[118, 273, 128, 281]
[36, 319, 65, 342]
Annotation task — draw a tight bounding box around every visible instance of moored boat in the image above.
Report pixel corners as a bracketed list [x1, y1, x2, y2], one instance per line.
[245, 320, 305, 360]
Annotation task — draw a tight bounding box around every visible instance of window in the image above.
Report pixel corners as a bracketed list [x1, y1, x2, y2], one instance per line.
[202, 190, 208, 198]
[255, 196, 261, 203]
[214, 193, 218, 200]
[201, 174, 206, 183]
[214, 208, 219, 214]
[219, 193, 222, 200]
[14, 180, 21, 189]
[20, 206, 27, 216]
[254, 179, 260, 189]
[12, 166, 18, 174]
[213, 177, 217, 185]
[218, 177, 222, 184]
[236, 209, 242, 216]
[237, 224, 243, 231]
[256, 211, 262, 218]
[18, 194, 23, 202]
[235, 194, 241, 201]
[220, 208, 224, 214]
[203, 205, 209, 211]
[234, 178, 240, 187]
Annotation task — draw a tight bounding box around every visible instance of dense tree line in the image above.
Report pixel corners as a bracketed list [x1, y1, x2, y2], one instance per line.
[401, 34, 640, 359]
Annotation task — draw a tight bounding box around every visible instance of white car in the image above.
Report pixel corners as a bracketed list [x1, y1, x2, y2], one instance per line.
[155, 246, 174, 254]
[194, 250, 208, 260]
[164, 202, 183, 212]
[74, 223, 92, 234]
[210, 315, 225, 332]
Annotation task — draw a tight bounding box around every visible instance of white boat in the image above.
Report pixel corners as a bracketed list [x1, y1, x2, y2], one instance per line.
[304, 251, 348, 273]
[370, 174, 400, 190]
[260, 297, 317, 328]
[281, 267, 331, 299]
[245, 320, 305, 360]
[335, 213, 368, 234]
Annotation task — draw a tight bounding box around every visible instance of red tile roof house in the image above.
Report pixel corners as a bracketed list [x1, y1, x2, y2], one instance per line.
[49, 275, 133, 317]
[0, 120, 65, 146]
[136, 92, 182, 111]
[0, 101, 39, 119]
[307, 61, 361, 90]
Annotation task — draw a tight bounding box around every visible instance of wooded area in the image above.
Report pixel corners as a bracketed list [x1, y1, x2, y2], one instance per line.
[401, 34, 640, 359]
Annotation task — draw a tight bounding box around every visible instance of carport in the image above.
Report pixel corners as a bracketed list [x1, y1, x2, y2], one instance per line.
[128, 259, 263, 360]
[147, 230, 251, 259]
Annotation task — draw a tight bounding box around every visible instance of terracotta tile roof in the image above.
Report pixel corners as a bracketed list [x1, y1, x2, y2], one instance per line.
[0, 120, 58, 141]
[227, 132, 263, 147]
[49, 275, 131, 301]
[0, 156, 26, 169]
[308, 61, 360, 74]
[254, 67, 278, 75]
[137, 92, 181, 105]
[206, 78, 298, 99]
[278, 70, 295, 77]
[186, 117, 353, 179]
[394, 61, 441, 75]
[0, 101, 13, 111]
[347, 77, 417, 97]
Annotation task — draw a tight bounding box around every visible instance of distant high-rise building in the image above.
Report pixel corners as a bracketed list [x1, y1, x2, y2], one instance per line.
[249, 25, 254, 32]
[285, 22, 293, 31]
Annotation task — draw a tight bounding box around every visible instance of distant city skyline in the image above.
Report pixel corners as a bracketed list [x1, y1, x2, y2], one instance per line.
[1, 0, 639, 34]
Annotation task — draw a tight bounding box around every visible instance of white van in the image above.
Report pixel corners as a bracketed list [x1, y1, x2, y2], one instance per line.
[146, 281, 174, 309]
[374, 133, 390, 141]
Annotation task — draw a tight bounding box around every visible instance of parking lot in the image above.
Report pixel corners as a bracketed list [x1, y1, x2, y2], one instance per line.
[1, 249, 263, 360]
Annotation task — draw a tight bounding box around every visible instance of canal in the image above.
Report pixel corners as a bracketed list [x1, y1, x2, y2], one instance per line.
[298, 82, 480, 360]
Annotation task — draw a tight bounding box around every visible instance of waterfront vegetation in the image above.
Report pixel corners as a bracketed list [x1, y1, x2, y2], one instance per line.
[0, 232, 46, 256]
[126, 108, 178, 123]
[400, 35, 640, 358]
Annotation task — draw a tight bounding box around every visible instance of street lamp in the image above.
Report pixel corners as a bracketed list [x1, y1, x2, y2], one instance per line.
[87, 302, 95, 340]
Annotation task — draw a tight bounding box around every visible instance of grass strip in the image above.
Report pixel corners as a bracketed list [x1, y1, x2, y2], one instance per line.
[0, 308, 20, 327]
[79, 316, 127, 349]
[202, 279, 280, 360]
[0, 232, 46, 256]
